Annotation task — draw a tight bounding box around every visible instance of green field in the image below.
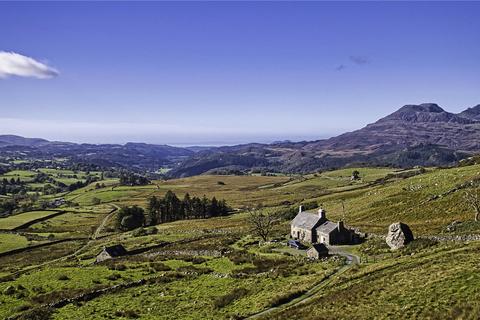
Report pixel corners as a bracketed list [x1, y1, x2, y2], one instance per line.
[0, 211, 60, 230]
[0, 170, 37, 182]
[0, 233, 29, 252]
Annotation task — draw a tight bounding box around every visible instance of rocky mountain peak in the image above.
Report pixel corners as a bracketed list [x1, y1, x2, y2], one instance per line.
[377, 103, 473, 124]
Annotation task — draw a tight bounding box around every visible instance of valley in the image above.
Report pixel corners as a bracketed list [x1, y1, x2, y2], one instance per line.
[1, 160, 479, 319]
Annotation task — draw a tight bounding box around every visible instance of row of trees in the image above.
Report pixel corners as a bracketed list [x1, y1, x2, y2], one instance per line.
[147, 191, 230, 225]
[119, 173, 150, 186]
[116, 191, 231, 231]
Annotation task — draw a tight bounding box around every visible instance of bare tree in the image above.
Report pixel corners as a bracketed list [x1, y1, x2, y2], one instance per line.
[247, 207, 277, 242]
[464, 188, 480, 222]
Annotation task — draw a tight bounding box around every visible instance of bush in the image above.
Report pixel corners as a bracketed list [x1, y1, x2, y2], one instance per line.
[114, 309, 140, 318]
[106, 273, 121, 281]
[57, 274, 70, 281]
[181, 256, 207, 264]
[116, 206, 145, 231]
[149, 262, 171, 272]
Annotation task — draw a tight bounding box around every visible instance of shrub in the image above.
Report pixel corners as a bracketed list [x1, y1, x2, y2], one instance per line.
[181, 256, 207, 264]
[57, 274, 70, 281]
[114, 309, 140, 318]
[116, 206, 145, 231]
[149, 262, 171, 272]
[106, 273, 121, 281]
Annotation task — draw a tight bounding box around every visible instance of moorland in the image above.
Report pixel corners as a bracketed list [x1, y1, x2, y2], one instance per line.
[1, 151, 480, 319]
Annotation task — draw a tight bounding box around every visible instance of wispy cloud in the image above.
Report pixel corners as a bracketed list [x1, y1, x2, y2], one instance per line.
[335, 64, 346, 71]
[0, 51, 59, 79]
[349, 55, 369, 65]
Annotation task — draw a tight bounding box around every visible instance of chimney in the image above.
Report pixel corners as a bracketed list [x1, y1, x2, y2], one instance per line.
[298, 205, 304, 213]
[318, 208, 326, 220]
[337, 221, 344, 231]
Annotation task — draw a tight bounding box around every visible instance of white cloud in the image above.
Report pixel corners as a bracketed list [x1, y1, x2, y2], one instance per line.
[0, 51, 59, 79]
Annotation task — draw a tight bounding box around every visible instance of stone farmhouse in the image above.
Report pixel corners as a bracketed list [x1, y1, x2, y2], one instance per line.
[290, 206, 357, 245]
[96, 244, 128, 263]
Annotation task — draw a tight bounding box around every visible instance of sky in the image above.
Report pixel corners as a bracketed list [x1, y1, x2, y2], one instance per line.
[0, 1, 479, 146]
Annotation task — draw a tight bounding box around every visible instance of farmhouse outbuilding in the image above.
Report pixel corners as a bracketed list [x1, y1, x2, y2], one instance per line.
[290, 206, 357, 245]
[96, 244, 128, 263]
[307, 243, 329, 259]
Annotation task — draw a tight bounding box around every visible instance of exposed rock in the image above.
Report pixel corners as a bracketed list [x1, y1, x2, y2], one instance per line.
[386, 222, 414, 250]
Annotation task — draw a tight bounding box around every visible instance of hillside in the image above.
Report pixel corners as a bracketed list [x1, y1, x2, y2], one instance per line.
[0, 163, 479, 319]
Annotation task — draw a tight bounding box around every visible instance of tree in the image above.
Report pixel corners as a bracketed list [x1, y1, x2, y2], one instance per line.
[464, 188, 480, 222]
[116, 205, 145, 231]
[247, 206, 278, 242]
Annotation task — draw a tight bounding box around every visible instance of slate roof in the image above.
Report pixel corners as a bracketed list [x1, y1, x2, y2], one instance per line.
[309, 243, 329, 254]
[291, 211, 323, 230]
[316, 221, 339, 235]
[103, 244, 128, 257]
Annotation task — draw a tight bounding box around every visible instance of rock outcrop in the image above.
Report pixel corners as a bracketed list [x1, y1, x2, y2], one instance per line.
[386, 222, 414, 250]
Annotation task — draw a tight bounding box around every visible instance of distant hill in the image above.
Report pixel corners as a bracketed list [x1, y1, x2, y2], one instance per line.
[2, 103, 479, 176]
[0, 135, 49, 147]
[167, 103, 480, 177]
[0, 137, 193, 171]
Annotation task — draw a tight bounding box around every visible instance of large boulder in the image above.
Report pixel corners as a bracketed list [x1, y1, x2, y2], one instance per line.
[386, 222, 414, 250]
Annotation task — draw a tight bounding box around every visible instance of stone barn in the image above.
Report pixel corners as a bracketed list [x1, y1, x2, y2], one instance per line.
[307, 243, 329, 259]
[96, 244, 128, 263]
[291, 206, 357, 245]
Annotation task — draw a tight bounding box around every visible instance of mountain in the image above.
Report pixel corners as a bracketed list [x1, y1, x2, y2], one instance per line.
[168, 103, 480, 177]
[304, 103, 480, 153]
[2, 103, 480, 176]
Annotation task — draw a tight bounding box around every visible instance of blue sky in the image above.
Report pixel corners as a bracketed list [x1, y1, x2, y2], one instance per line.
[0, 1, 479, 145]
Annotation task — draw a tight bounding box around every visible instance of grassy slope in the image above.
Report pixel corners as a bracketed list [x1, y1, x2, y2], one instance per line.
[265, 242, 480, 320]
[312, 165, 480, 235]
[0, 211, 60, 230]
[1, 165, 480, 319]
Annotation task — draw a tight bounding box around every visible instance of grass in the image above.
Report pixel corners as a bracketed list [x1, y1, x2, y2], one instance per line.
[305, 165, 480, 235]
[28, 211, 105, 237]
[265, 242, 480, 320]
[0, 211, 60, 230]
[0, 170, 37, 182]
[2, 164, 480, 319]
[0, 233, 29, 253]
